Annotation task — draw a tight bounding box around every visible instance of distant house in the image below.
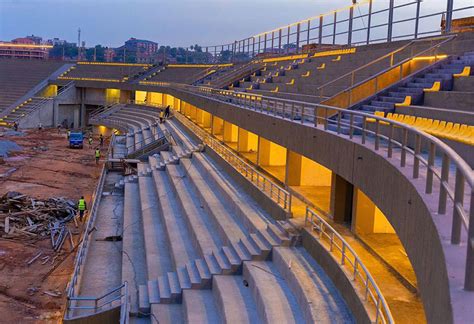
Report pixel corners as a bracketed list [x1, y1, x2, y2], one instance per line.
[116, 38, 159, 63]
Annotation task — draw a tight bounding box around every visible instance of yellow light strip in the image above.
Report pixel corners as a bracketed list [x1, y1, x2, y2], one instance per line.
[58, 76, 122, 82]
[167, 63, 233, 68]
[0, 43, 53, 49]
[411, 55, 448, 61]
[252, 0, 371, 38]
[139, 81, 169, 86]
[261, 53, 308, 63]
[312, 47, 356, 58]
[77, 61, 152, 67]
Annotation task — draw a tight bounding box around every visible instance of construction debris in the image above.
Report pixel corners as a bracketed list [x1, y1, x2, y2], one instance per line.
[0, 191, 77, 248]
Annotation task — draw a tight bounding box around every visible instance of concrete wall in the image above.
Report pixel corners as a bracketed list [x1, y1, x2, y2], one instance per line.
[302, 230, 372, 324]
[19, 100, 54, 128]
[165, 88, 454, 323]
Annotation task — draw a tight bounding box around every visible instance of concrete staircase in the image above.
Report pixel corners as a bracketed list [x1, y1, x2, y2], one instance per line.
[86, 104, 355, 323]
[332, 51, 474, 134]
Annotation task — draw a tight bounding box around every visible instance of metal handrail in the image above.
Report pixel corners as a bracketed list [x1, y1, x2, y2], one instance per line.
[315, 34, 453, 98]
[66, 282, 129, 323]
[318, 34, 456, 103]
[10, 81, 75, 124]
[173, 111, 292, 213]
[305, 207, 394, 324]
[172, 84, 474, 290]
[65, 135, 113, 309]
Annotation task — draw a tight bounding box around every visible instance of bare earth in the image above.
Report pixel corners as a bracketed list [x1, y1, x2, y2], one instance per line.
[0, 128, 103, 323]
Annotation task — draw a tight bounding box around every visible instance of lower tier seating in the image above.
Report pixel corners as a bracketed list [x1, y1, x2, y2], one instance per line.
[77, 105, 355, 323]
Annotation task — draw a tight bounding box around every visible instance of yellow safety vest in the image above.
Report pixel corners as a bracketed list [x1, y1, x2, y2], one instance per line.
[95, 149, 100, 158]
[78, 199, 86, 211]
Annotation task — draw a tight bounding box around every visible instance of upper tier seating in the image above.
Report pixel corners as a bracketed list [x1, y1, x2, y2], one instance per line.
[58, 62, 152, 82]
[142, 65, 208, 84]
[0, 59, 65, 112]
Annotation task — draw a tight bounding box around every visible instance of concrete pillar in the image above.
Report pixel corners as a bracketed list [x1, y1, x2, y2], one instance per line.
[257, 137, 286, 166]
[135, 91, 147, 103]
[237, 128, 258, 152]
[80, 88, 86, 127]
[286, 150, 332, 186]
[353, 188, 395, 234]
[330, 174, 354, 224]
[212, 116, 224, 136]
[223, 121, 238, 143]
[201, 111, 212, 129]
[53, 100, 59, 126]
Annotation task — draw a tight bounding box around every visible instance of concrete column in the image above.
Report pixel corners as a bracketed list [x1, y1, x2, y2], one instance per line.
[223, 121, 238, 143]
[53, 100, 59, 126]
[352, 189, 395, 234]
[80, 88, 86, 127]
[237, 128, 258, 152]
[330, 174, 354, 224]
[257, 137, 286, 166]
[285, 150, 332, 186]
[212, 116, 223, 136]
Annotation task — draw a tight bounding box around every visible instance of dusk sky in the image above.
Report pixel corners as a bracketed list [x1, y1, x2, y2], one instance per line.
[0, 0, 472, 48]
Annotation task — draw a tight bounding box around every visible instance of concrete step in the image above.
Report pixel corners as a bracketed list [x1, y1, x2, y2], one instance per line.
[150, 304, 183, 324]
[273, 247, 355, 323]
[396, 87, 424, 94]
[213, 275, 262, 323]
[369, 101, 394, 109]
[380, 96, 404, 103]
[150, 164, 200, 268]
[406, 82, 434, 88]
[165, 163, 223, 256]
[122, 181, 147, 315]
[139, 284, 150, 314]
[191, 153, 271, 234]
[361, 105, 393, 113]
[179, 158, 247, 246]
[138, 176, 174, 279]
[242, 261, 305, 323]
[183, 289, 221, 323]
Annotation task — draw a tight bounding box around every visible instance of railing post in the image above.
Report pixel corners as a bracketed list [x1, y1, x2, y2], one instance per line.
[414, 0, 421, 38]
[349, 114, 354, 139]
[388, 123, 394, 158]
[366, 0, 373, 44]
[387, 0, 394, 42]
[438, 154, 450, 214]
[348, 3, 354, 45]
[332, 11, 337, 45]
[465, 190, 474, 291]
[278, 29, 282, 53]
[426, 142, 436, 193]
[445, 0, 454, 34]
[375, 120, 380, 150]
[400, 128, 408, 167]
[296, 23, 301, 53]
[319, 16, 323, 45]
[413, 134, 421, 179]
[307, 20, 311, 47]
[451, 169, 465, 244]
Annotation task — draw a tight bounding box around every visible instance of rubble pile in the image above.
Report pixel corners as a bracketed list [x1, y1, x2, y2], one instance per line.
[0, 191, 77, 249]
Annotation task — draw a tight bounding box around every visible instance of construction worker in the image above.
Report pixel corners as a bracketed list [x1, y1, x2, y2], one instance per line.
[88, 135, 93, 148]
[95, 148, 101, 164]
[67, 130, 71, 140]
[159, 109, 165, 124]
[99, 134, 104, 147]
[77, 196, 87, 221]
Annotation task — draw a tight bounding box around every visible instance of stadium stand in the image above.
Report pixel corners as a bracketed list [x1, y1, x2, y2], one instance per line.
[58, 61, 152, 82]
[140, 65, 210, 84]
[80, 104, 356, 323]
[0, 59, 65, 112]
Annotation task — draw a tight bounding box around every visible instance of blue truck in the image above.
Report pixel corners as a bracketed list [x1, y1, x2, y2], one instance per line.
[69, 132, 84, 149]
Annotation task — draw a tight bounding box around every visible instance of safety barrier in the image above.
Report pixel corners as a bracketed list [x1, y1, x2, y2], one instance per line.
[306, 207, 393, 324]
[318, 34, 455, 106]
[173, 111, 292, 213]
[64, 137, 131, 321]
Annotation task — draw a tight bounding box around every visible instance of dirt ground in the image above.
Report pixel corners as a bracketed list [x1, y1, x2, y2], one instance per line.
[0, 128, 105, 323]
